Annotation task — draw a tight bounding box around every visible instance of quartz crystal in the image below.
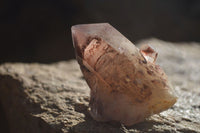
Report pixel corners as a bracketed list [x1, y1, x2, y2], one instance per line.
[71, 23, 177, 126]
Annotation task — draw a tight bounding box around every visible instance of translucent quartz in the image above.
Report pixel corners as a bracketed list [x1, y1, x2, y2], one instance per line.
[71, 23, 177, 126]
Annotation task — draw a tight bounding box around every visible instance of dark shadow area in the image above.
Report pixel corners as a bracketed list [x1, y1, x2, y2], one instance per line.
[1, 0, 200, 64]
[0, 102, 10, 133]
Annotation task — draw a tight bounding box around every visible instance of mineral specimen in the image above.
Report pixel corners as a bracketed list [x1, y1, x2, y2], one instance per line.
[71, 23, 177, 126]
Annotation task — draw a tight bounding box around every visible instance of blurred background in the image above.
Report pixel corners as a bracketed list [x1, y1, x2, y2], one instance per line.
[0, 0, 200, 64]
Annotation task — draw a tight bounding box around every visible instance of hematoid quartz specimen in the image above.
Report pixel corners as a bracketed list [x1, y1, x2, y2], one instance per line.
[71, 23, 177, 126]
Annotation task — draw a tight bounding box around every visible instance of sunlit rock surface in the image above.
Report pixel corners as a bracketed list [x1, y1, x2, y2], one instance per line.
[0, 38, 199, 132]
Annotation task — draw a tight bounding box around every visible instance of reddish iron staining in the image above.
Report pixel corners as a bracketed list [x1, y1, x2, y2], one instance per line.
[155, 65, 163, 73]
[140, 46, 158, 59]
[141, 46, 155, 54]
[149, 65, 154, 70]
[81, 45, 87, 56]
[106, 48, 115, 53]
[135, 98, 143, 103]
[147, 68, 154, 76]
[143, 84, 149, 90]
[151, 79, 167, 88]
[87, 36, 101, 45]
[133, 80, 138, 85]
[138, 84, 152, 101]
[140, 45, 158, 63]
[94, 56, 102, 71]
[151, 80, 160, 84]
[137, 70, 144, 75]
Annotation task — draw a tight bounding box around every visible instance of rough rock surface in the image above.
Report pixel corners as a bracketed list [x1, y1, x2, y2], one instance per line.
[0, 38, 200, 133]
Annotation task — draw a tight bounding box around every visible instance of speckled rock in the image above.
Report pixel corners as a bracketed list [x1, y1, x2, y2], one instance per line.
[0, 38, 200, 133]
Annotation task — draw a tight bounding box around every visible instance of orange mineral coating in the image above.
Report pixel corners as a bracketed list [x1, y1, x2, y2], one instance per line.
[71, 23, 177, 126]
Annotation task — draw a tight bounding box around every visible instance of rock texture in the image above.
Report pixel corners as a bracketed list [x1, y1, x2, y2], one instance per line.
[0, 38, 200, 133]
